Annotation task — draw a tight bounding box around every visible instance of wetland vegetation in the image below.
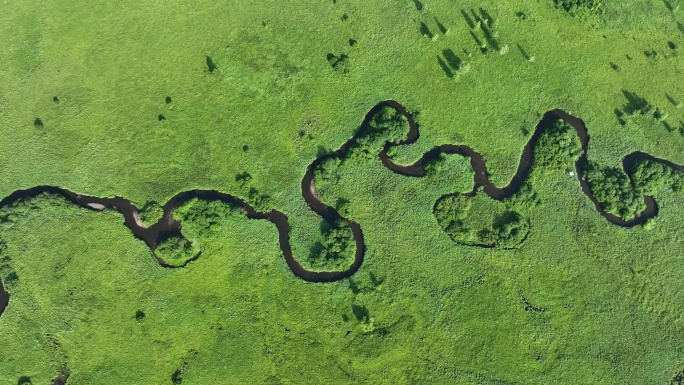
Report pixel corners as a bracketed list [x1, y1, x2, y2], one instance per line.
[1, 1, 684, 384]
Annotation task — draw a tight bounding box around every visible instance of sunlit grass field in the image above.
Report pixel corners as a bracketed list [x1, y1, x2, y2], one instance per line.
[1, 0, 684, 383]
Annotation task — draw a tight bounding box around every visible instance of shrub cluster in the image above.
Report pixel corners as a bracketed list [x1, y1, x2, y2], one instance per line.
[503, 181, 540, 210]
[138, 200, 164, 227]
[585, 159, 683, 220]
[631, 160, 684, 195]
[433, 194, 529, 249]
[584, 163, 645, 220]
[534, 120, 582, 170]
[174, 198, 245, 236]
[307, 220, 355, 271]
[617, 90, 668, 126]
[348, 106, 410, 162]
[154, 235, 200, 267]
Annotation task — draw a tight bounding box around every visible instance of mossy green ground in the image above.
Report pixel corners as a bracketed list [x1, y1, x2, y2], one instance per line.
[1, 0, 684, 383]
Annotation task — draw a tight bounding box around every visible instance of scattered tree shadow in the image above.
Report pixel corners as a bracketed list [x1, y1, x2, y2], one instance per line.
[348, 279, 360, 294]
[171, 364, 185, 385]
[622, 89, 651, 114]
[317, 145, 331, 157]
[666, 94, 679, 107]
[17, 377, 32, 385]
[349, 38, 357, 47]
[609, 62, 621, 72]
[678, 21, 684, 35]
[470, 31, 484, 49]
[326, 53, 349, 73]
[33, 118, 43, 128]
[437, 56, 454, 79]
[135, 310, 146, 321]
[478, 7, 494, 26]
[442, 49, 462, 69]
[517, 44, 531, 60]
[412, 0, 423, 11]
[351, 304, 369, 321]
[461, 10, 475, 29]
[335, 197, 350, 213]
[419, 22, 433, 39]
[614, 108, 626, 125]
[235, 171, 252, 185]
[205, 56, 217, 73]
[663, 0, 675, 12]
[308, 241, 326, 261]
[435, 18, 447, 34]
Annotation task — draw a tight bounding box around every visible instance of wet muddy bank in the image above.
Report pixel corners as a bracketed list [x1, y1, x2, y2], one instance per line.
[0, 100, 682, 321]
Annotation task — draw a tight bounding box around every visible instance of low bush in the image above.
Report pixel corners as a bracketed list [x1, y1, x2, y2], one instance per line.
[348, 106, 410, 162]
[138, 201, 164, 227]
[173, 198, 245, 236]
[306, 220, 355, 271]
[631, 160, 684, 195]
[534, 120, 581, 171]
[154, 235, 200, 267]
[584, 162, 645, 220]
[433, 193, 529, 248]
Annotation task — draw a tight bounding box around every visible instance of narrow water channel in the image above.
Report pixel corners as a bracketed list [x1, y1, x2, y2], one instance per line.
[0, 101, 682, 322]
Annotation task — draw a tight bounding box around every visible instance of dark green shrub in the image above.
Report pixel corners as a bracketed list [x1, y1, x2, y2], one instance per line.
[307, 220, 355, 271]
[326, 53, 349, 73]
[584, 162, 645, 220]
[135, 310, 146, 322]
[348, 106, 410, 162]
[672, 366, 684, 384]
[503, 181, 540, 210]
[534, 120, 582, 170]
[433, 193, 529, 248]
[313, 157, 342, 200]
[138, 201, 163, 227]
[154, 235, 200, 267]
[631, 160, 684, 195]
[493, 211, 530, 248]
[174, 198, 245, 236]
[205, 56, 216, 73]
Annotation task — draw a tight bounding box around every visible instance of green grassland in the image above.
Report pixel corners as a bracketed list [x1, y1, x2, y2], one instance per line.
[1, 0, 684, 383]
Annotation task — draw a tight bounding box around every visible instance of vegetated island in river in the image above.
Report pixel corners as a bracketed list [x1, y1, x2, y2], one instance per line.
[1, 100, 683, 320]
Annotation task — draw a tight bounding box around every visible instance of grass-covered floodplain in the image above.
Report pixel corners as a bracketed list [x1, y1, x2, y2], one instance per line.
[1, 0, 684, 384]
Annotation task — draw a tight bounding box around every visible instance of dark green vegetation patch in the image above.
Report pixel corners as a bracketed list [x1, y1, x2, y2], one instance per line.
[553, 0, 602, 15]
[434, 193, 529, 248]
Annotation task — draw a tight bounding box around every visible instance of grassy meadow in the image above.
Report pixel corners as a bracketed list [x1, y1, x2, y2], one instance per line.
[1, 0, 684, 383]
